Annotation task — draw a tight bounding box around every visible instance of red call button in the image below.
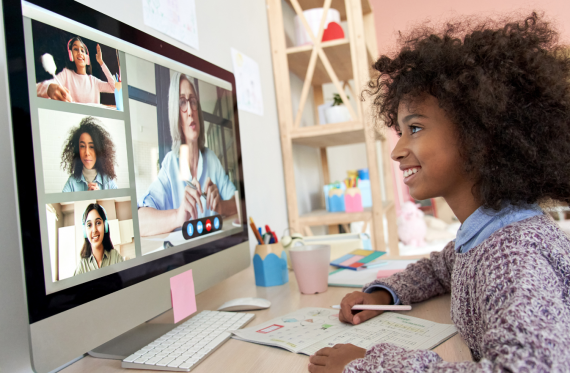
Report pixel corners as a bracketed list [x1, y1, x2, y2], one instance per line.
[205, 219, 212, 232]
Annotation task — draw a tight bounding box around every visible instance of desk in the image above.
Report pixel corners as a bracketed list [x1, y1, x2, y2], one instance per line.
[61, 265, 473, 372]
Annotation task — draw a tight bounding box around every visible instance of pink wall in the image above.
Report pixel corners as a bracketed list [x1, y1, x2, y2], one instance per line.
[370, 0, 570, 53]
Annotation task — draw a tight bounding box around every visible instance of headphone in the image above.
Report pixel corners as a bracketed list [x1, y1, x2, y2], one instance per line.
[67, 38, 91, 65]
[83, 204, 108, 239]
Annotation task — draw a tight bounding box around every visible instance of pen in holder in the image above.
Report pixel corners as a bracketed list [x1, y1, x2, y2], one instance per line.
[253, 242, 289, 287]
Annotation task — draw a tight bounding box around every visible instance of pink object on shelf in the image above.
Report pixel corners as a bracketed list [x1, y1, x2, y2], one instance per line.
[170, 269, 197, 323]
[344, 187, 363, 213]
[289, 245, 331, 294]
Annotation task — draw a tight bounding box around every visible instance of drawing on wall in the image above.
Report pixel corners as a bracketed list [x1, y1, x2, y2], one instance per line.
[231, 48, 264, 116]
[142, 0, 199, 50]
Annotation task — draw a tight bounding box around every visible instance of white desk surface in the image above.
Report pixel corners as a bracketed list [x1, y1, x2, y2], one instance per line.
[61, 265, 472, 372]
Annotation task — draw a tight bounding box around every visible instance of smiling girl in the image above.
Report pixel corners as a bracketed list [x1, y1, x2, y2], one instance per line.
[74, 203, 123, 275]
[308, 13, 570, 373]
[36, 36, 115, 104]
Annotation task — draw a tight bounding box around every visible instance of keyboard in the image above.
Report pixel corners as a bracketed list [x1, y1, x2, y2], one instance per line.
[122, 310, 255, 371]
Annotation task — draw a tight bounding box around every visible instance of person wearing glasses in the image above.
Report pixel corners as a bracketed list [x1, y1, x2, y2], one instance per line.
[137, 72, 237, 236]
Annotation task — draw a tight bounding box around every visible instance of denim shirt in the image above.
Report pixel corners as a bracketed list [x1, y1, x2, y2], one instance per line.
[365, 204, 543, 304]
[62, 172, 118, 192]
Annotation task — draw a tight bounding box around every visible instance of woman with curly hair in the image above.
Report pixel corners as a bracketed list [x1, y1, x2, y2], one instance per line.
[61, 116, 118, 192]
[309, 13, 570, 373]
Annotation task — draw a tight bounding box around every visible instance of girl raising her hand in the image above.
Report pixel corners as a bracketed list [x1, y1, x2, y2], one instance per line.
[36, 36, 115, 104]
[309, 12, 570, 373]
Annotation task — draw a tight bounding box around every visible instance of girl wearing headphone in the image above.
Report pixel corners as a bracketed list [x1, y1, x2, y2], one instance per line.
[74, 203, 123, 275]
[36, 36, 116, 104]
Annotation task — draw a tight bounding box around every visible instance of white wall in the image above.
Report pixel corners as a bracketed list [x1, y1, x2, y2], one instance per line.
[77, 0, 288, 254]
[38, 109, 130, 193]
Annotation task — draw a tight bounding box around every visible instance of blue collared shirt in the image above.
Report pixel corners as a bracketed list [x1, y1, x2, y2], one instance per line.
[62, 172, 117, 192]
[365, 204, 543, 304]
[139, 148, 236, 218]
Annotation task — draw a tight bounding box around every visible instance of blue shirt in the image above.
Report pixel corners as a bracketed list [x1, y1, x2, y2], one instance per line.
[365, 204, 543, 304]
[62, 172, 117, 192]
[139, 148, 236, 218]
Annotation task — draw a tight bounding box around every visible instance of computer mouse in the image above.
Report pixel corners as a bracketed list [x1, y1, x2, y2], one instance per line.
[217, 297, 271, 312]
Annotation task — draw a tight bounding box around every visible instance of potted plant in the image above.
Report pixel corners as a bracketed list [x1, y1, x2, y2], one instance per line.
[324, 93, 351, 124]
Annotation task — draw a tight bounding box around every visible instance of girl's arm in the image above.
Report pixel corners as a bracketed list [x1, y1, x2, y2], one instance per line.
[36, 69, 68, 98]
[363, 241, 456, 305]
[95, 63, 116, 94]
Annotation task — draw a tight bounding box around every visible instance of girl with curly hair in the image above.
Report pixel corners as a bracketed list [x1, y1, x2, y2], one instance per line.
[61, 116, 118, 192]
[36, 36, 116, 103]
[309, 13, 570, 373]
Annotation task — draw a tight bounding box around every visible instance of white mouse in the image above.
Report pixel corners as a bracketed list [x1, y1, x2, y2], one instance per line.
[217, 297, 271, 312]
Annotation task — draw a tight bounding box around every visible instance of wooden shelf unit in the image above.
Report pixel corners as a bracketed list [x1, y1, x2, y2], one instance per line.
[266, 0, 400, 256]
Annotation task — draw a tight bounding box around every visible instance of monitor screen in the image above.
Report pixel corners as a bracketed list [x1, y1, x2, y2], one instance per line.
[13, 1, 247, 323]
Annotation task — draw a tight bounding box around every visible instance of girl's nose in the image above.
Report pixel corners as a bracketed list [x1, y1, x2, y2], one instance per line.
[391, 133, 409, 162]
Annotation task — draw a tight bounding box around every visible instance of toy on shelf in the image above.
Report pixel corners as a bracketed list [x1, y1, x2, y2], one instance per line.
[397, 201, 427, 247]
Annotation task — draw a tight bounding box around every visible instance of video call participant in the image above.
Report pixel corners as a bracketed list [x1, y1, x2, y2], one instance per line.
[61, 116, 118, 192]
[138, 72, 237, 236]
[36, 36, 116, 104]
[74, 203, 123, 275]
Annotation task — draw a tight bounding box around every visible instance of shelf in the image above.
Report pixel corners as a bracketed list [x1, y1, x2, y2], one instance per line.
[287, 39, 352, 85]
[299, 202, 394, 226]
[291, 121, 365, 147]
[285, 0, 372, 21]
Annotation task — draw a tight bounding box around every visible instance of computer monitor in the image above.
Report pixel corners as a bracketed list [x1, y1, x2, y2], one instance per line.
[3, 1, 250, 372]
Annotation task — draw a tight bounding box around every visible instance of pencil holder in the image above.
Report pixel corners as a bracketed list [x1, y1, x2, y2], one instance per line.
[253, 242, 289, 287]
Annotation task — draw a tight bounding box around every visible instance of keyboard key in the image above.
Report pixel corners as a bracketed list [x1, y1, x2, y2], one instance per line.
[179, 361, 196, 369]
[144, 356, 162, 365]
[123, 353, 141, 363]
[156, 356, 176, 367]
[134, 356, 150, 364]
[167, 358, 187, 368]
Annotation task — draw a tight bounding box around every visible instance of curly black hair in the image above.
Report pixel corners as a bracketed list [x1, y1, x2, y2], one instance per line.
[61, 116, 116, 180]
[366, 12, 570, 210]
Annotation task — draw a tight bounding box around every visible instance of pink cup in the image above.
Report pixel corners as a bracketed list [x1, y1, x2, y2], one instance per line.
[289, 245, 331, 294]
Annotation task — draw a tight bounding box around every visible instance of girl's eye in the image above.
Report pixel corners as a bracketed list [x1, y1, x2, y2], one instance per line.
[410, 125, 422, 134]
[396, 131, 403, 138]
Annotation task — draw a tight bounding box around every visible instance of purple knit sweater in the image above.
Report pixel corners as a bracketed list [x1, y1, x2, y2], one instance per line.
[344, 214, 570, 372]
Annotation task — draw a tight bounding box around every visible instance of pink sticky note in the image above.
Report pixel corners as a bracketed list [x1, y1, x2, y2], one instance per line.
[170, 269, 197, 323]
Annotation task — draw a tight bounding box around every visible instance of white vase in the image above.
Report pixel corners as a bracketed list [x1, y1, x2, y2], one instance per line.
[324, 105, 351, 124]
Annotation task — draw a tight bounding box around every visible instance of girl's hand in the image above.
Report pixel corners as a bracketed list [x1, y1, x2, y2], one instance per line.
[203, 177, 221, 213]
[339, 290, 392, 325]
[87, 182, 99, 191]
[176, 179, 204, 225]
[47, 83, 73, 102]
[308, 344, 366, 373]
[96, 44, 104, 66]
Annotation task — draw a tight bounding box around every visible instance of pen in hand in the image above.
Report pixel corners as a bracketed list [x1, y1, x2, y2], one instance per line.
[331, 305, 411, 311]
[183, 180, 207, 198]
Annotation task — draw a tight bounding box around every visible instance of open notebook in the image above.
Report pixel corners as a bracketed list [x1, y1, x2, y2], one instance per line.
[231, 307, 457, 355]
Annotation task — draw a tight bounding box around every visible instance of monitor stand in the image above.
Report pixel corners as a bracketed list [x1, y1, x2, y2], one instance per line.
[88, 323, 176, 360]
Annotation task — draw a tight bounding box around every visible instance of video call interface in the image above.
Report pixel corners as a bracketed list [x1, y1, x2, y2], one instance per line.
[25, 17, 242, 291]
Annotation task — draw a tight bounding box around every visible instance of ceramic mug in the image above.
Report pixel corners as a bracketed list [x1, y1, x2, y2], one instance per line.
[289, 244, 331, 294]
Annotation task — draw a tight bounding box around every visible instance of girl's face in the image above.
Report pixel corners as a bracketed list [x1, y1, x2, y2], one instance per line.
[71, 40, 87, 69]
[391, 95, 471, 202]
[79, 132, 96, 170]
[179, 78, 200, 146]
[85, 209, 105, 250]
